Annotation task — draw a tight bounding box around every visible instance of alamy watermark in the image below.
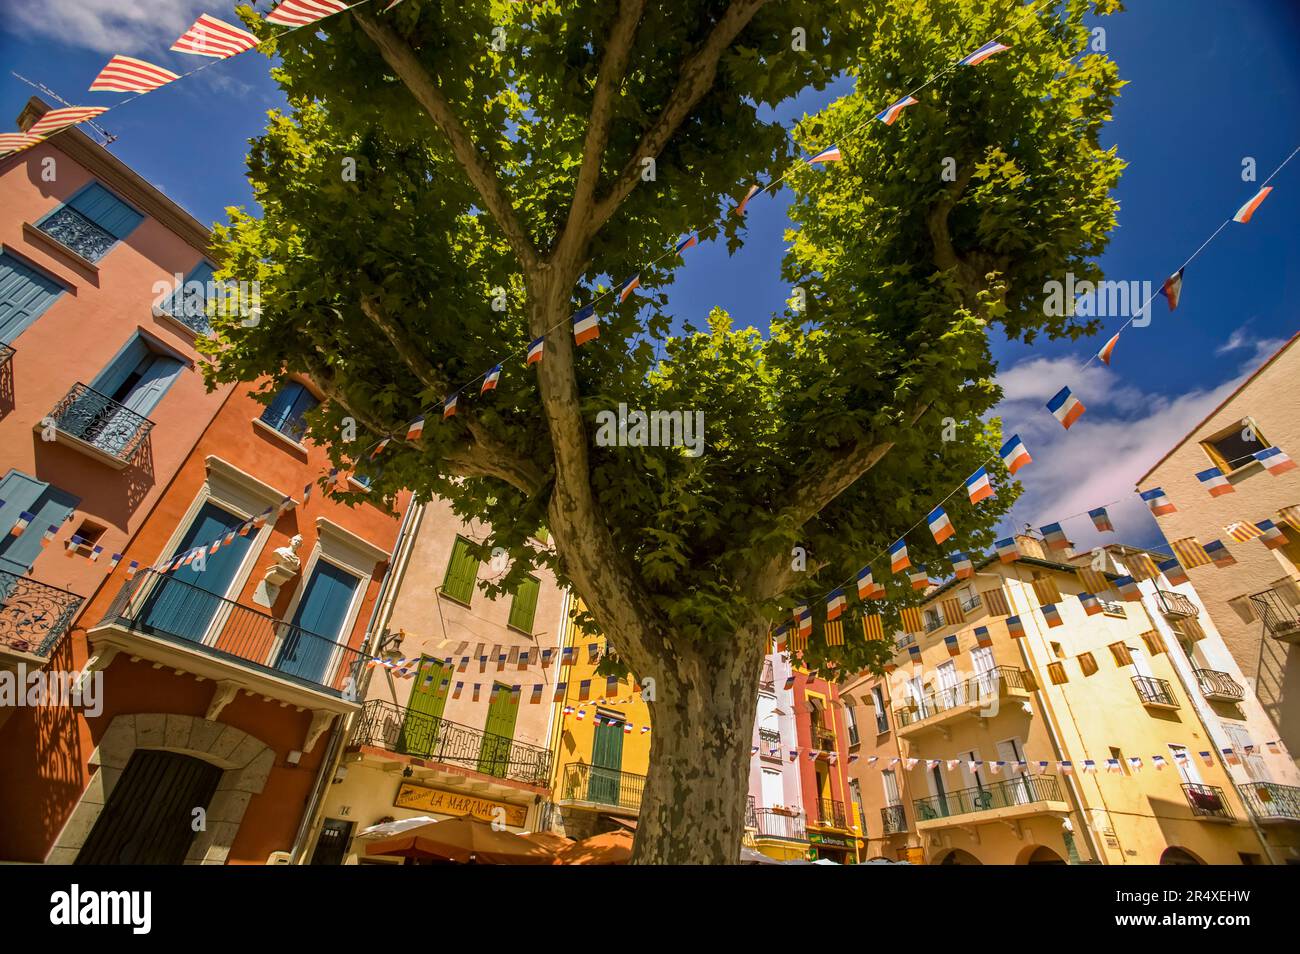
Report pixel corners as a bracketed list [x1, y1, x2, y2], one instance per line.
[0, 664, 103, 717]
[151, 274, 261, 327]
[594, 403, 705, 457]
[1043, 273, 1152, 326]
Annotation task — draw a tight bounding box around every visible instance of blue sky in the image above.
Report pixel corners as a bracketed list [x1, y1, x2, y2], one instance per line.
[3, 0, 1298, 554]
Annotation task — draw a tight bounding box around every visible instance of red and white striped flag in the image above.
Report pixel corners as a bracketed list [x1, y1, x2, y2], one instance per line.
[27, 107, 109, 138]
[89, 55, 180, 93]
[266, 0, 349, 28]
[0, 132, 44, 157]
[172, 14, 260, 59]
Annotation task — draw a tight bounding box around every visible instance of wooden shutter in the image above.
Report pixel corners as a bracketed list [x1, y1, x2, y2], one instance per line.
[1176, 617, 1206, 642]
[1078, 652, 1099, 677]
[67, 182, 144, 239]
[981, 587, 1010, 617]
[442, 536, 479, 604]
[1047, 662, 1068, 685]
[1108, 642, 1133, 667]
[507, 575, 540, 632]
[1141, 630, 1165, 655]
[0, 472, 79, 576]
[0, 252, 63, 343]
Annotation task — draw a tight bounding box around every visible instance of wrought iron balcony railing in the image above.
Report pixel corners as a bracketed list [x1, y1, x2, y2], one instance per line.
[1237, 781, 1300, 823]
[1132, 675, 1178, 709]
[752, 808, 807, 841]
[1156, 589, 1199, 619]
[560, 762, 645, 814]
[880, 804, 908, 835]
[352, 699, 552, 785]
[0, 569, 84, 658]
[0, 342, 14, 370]
[914, 774, 1062, 822]
[758, 727, 781, 758]
[894, 666, 1031, 728]
[48, 382, 154, 464]
[961, 594, 983, 613]
[811, 724, 836, 751]
[812, 797, 848, 829]
[1099, 599, 1127, 616]
[759, 659, 775, 692]
[745, 794, 758, 828]
[1182, 782, 1233, 821]
[38, 205, 116, 262]
[924, 612, 946, 633]
[100, 569, 364, 697]
[1249, 587, 1300, 643]
[1193, 668, 1244, 702]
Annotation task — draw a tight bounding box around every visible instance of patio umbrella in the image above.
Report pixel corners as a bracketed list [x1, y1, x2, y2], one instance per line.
[521, 831, 575, 853]
[555, 829, 634, 865]
[365, 816, 556, 865]
[739, 846, 782, 865]
[357, 816, 438, 838]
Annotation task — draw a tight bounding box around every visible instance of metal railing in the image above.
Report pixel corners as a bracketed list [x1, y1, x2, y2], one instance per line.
[880, 804, 908, 834]
[1237, 781, 1300, 822]
[560, 762, 645, 814]
[1193, 668, 1244, 702]
[758, 727, 781, 757]
[759, 659, 775, 692]
[1250, 587, 1300, 642]
[1132, 675, 1178, 708]
[0, 342, 13, 369]
[0, 569, 84, 658]
[100, 569, 364, 697]
[48, 382, 154, 463]
[753, 808, 807, 841]
[38, 205, 117, 262]
[1099, 599, 1127, 616]
[894, 666, 1030, 727]
[812, 797, 848, 829]
[961, 594, 983, 613]
[351, 699, 551, 785]
[745, 795, 758, 828]
[811, 724, 836, 751]
[1156, 589, 1198, 619]
[924, 612, 946, 633]
[914, 774, 1062, 821]
[1182, 782, 1233, 821]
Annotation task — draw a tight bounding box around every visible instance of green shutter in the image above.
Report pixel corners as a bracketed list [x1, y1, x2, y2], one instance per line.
[477, 684, 519, 777]
[507, 575, 540, 633]
[441, 536, 479, 604]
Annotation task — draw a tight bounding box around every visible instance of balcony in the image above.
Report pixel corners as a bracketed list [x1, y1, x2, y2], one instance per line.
[880, 804, 908, 835]
[1250, 587, 1300, 644]
[1237, 781, 1300, 824]
[752, 808, 807, 842]
[559, 762, 645, 816]
[924, 612, 947, 634]
[1182, 782, 1233, 822]
[1155, 589, 1198, 619]
[0, 570, 84, 661]
[758, 727, 781, 760]
[745, 795, 758, 829]
[1193, 668, 1244, 703]
[913, 774, 1067, 830]
[90, 570, 364, 709]
[759, 659, 775, 692]
[1132, 675, 1178, 710]
[811, 724, 836, 751]
[351, 699, 551, 786]
[1099, 599, 1127, 617]
[894, 666, 1033, 738]
[810, 797, 849, 830]
[46, 382, 154, 468]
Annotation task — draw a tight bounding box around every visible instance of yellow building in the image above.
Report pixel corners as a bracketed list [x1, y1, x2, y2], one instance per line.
[545, 595, 653, 841]
[842, 534, 1290, 865]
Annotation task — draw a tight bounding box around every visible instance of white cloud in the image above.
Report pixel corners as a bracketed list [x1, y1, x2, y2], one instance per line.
[6, 0, 217, 55]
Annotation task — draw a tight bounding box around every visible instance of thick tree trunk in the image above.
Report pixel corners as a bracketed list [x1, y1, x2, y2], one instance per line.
[629, 623, 768, 864]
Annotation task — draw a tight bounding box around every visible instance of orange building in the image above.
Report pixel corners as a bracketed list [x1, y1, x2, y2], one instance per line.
[791, 662, 865, 863]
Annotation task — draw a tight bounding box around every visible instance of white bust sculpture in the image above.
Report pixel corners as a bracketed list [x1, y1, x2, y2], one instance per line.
[264, 534, 303, 587]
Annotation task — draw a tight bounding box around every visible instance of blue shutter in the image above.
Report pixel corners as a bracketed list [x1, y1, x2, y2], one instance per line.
[0, 471, 80, 576]
[67, 183, 143, 239]
[277, 561, 360, 684]
[0, 252, 63, 344]
[90, 335, 152, 399]
[119, 353, 183, 416]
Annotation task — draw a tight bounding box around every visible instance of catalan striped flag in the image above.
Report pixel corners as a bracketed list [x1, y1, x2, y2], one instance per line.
[1046, 386, 1086, 429]
[675, 233, 698, 254]
[1257, 520, 1288, 550]
[89, 56, 179, 93]
[1204, 539, 1237, 568]
[943, 634, 960, 657]
[481, 364, 501, 394]
[1114, 575, 1140, 601]
[172, 14, 260, 58]
[1160, 267, 1184, 311]
[1255, 446, 1297, 475]
[927, 505, 954, 544]
[959, 40, 1010, 66]
[952, 552, 974, 579]
[1097, 332, 1120, 365]
[1089, 507, 1114, 532]
[572, 303, 599, 345]
[1077, 567, 1109, 596]
[27, 106, 110, 137]
[1170, 537, 1212, 568]
[889, 538, 910, 573]
[617, 273, 641, 302]
[1233, 185, 1273, 224]
[1000, 434, 1031, 475]
[0, 133, 44, 158]
[406, 415, 425, 440]
[1225, 521, 1263, 543]
[1139, 487, 1176, 516]
[1196, 467, 1233, 496]
[965, 467, 995, 504]
[900, 607, 924, 634]
[807, 145, 842, 164]
[526, 337, 545, 365]
[1039, 522, 1069, 550]
[734, 184, 761, 217]
[1078, 592, 1101, 616]
[825, 588, 846, 622]
[876, 95, 918, 125]
[861, 614, 884, 641]
[908, 568, 929, 591]
[857, 566, 881, 600]
[266, 0, 348, 28]
[1158, 557, 1189, 586]
[1041, 603, 1063, 628]
[995, 537, 1019, 563]
[974, 625, 992, 648]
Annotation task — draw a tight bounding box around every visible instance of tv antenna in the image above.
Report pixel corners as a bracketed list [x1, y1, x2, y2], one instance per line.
[9, 72, 117, 145]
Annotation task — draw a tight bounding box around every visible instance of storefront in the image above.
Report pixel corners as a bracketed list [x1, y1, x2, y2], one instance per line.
[807, 830, 860, 864]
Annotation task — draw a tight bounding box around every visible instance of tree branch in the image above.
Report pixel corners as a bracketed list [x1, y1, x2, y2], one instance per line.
[352, 9, 540, 273]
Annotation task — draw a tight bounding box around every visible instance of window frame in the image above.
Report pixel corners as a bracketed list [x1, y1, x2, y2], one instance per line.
[441, 535, 480, 606]
[506, 573, 541, 634]
[1199, 416, 1272, 475]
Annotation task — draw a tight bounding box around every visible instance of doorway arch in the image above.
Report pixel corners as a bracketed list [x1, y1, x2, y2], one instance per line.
[1018, 844, 1067, 865]
[1160, 846, 1205, 866]
[936, 848, 982, 865]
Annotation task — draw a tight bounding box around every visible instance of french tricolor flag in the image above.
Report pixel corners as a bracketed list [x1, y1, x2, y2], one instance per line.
[675, 233, 698, 254]
[1000, 434, 1031, 475]
[974, 625, 992, 647]
[1255, 446, 1297, 475]
[944, 635, 960, 656]
[927, 505, 954, 544]
[908, 567, 929, 591]
[573, 304, 599, 345]
[1097, 332, 1120, 366]
[1204, 539, 1237, 568]
[959, 40, 1010, 66]
[481, 364, 501, 394]
[41, 525, 59, 547]
[1007, 615, 1025, 638]
[952, 552, 974, 579]
[1257, 520, 1287, 550]
[1160, 268, 1184, 311]
[617, 273, 640, 303]
[876, 95, 918, 125]
[1195, 467, 1233, 496]
[826, 588, 846, 622]
[965, 467, 994, 504]
[889, 538, 910, 573]
[1041, 603, 1063, 628]
[406, 415, 426, 440]
[442, 395, 458, 419]
[807, 145, 842, 165]
[995, 537, 1019, 563]
[1140, 487, 1176, 516]
[371, 437, 390, 460]
[10, 511, 34, 537]
[1078, 592, 1101, 616]
[1039, 522, 1069, 550]
[734, 184, 761, 217]
[1115, 575, 1140, 600]
[1233, 185, 1272, 224]
[857, 566, 880, 599]
[1158, 557, 1189, 586]
[1046, 385, 1086, 429]
[526, 337, 545, 365]
[1089, 507, 1114, 532]
[794, 604, 812, 637]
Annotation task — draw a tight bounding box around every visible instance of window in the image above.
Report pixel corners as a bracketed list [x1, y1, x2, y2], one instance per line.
[843, 702, 859, 746]
[1046, 662, 1068, 685]
[1200, 418, 1271, 474]
[37, 182, 143, 263]
[881, 770, 901, 807]
[507, 574, 540, 633]
[1078, 652, 1099, 677]
[0, 471, 79, 576]
[0, 252, 63, 344]
[441, 536, 480, 605]
[91, 335, 184, 416]
[871, 686, 888, 734]
[156, 260, 217, 335]
[259, 381, 319, 443]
